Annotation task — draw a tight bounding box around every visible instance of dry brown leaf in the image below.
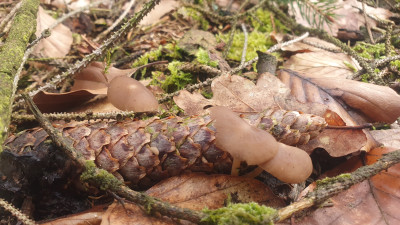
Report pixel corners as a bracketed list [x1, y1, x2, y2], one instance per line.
[283, 52, 360, 79]
[33, 7, 73, 58]
[101, 202, 179, 225]
[279, 69, 400, 124]
[139, 0, 180, 26]
[289, 0, 396, 37]
[145, 173, 285, 210]
[40, 204, 105, 225]
[371, 129, 400, 149]
[174, 73, 327, 116]
[295, 147, 400, 225]
[278, 69, 400, 155]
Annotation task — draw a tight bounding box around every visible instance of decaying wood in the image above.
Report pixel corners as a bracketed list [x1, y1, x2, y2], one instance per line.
[3, 109, 326, 188]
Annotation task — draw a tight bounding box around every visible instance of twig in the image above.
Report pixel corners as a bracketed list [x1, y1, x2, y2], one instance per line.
[222, 20, 237, 59]
[277, 149, 400, 222]
[0, 1, 21, 33]
[0, 198, 36, 225]
[240, 23, 248, 67]
[22, 93, 205, 224]
[11, 29, 51, 107]
[94, 0, 136, 42]
[11, 111, 152, 124]
[384, 22, 394, 56]
[362, 0, 375, 44]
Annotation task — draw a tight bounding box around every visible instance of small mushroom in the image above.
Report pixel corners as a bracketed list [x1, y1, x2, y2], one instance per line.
[107, 76, 159, 112]
[209, 106, 312, 183]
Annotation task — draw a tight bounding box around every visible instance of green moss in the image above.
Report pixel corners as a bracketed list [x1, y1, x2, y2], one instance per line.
[316, 173, 352, 187]
[353, 42, 389, 59]
[80, 160, 123, 191]
[218, 30, 275, 61]
[201, 90, 213, 99]
[195, 48, 218, 67]
[132, 46, 163, 76]
[183, 7, 209, 30]
[343, 61, 357, 72]
[152, 61, 194, 92]
[250, 8, 287, 33]
[202, 202, 277, 225]
[390, 60, 400, 70]
[164, 42, 182, 59]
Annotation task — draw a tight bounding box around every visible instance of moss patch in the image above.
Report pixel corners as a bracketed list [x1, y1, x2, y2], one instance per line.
[202, 202, 277, 225]
[80, 160, 122, 191]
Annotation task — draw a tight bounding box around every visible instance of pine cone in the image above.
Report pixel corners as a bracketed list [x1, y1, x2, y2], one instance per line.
[3, 109, 326, 189]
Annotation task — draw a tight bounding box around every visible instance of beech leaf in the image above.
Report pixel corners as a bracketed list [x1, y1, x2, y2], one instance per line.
[145, 173, 285, 210]
[296, 147, 400, 225]
[33, 6, 73, 58]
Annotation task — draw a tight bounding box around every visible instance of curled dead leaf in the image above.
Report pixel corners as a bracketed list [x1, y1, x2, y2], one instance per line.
[33, 6, 73, 58]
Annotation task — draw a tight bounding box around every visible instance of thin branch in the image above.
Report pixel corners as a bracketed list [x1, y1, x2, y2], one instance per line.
[0, 198, 36, 225]
[94, 0, 136, 42]
[240, 23, 248, 67]
[362, 0, 375, 44]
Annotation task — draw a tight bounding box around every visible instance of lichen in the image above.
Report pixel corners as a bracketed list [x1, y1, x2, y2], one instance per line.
[80, 160, 123, 191]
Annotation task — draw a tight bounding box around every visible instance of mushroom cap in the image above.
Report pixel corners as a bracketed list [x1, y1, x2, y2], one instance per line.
[107, 76, 159, 112]
[209, 106, 279, 165]
[259, 143, 313, 183]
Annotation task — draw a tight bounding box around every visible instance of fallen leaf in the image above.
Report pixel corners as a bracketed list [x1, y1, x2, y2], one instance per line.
[101, 201, 178, 225]
[278, 69, 400, 154]
[139, 0, 180, 26]
[145, 173, 285, 210]
[370, 129, 400, 149]
[295, 147, 400, 225]
[289, 0, 396, 37]
[278, 69, 400, 124]
[174, 73, 327, 116]
[40, 204, 105, 225]
[33, 6, 73, 58]
[283, 52, 360, 79]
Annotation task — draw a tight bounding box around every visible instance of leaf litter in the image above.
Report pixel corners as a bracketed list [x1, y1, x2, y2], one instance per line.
[3, 0, 400, 224]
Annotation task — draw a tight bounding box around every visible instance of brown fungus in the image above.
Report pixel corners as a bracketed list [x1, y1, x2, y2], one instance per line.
[209, 106, 312, 183]
[107, 76, 159, 112]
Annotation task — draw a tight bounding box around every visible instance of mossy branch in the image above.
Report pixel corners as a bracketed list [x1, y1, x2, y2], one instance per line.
[0, 0, 39, 152]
